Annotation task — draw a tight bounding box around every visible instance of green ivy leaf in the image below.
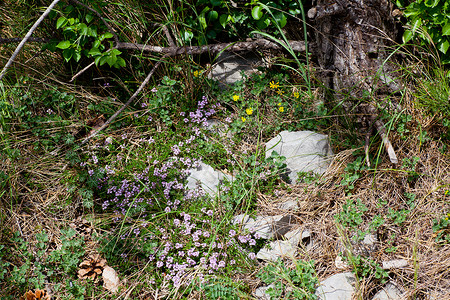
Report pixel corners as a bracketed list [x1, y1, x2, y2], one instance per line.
[208, 10, 218, 21]
[56, 40, 71, 49]
[252, 6, 263, 20]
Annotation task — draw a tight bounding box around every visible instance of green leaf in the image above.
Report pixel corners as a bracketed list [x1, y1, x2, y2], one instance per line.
[425, 0, 440, 7]
[56, 40, 71, 49]
[403, 30, 413, 43]
[273, 12, 287, 28]
[438, 39, 450, 53]
[116, 57, 126, 68]
[219, 14, 230, 28]
[85, 14, 94, 23]
[79, 23, 88, 36]
[252, 6, 263, 20]
[210, 0, 222, 6]
[103, 32, 113, 39]
[88, 48, 101, 56]
[443, 22, 450, 35]
[62, 48, 74, 62]
[208, 10, 218, 21]
[56, 17, 67, 29]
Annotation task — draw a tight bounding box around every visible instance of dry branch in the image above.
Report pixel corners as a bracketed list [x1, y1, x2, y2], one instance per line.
[115, 39, 306, 56]
[0, 0, 62, 81]
[81, 57, 165, 144]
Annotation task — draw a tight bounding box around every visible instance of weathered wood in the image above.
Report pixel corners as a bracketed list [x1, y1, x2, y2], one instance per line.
[308, 0, 399, 163]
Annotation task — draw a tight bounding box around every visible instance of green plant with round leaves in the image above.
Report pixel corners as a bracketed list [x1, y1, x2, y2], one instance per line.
[45, 3, 125, 68]
[397, 0, 450, 63]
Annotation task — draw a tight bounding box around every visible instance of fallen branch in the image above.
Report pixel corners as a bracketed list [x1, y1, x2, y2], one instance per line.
[361, 103, 398, 164]
[81, 57, 165, 144]
[0, 0, 62, 81]
[115, 39, 306, 56]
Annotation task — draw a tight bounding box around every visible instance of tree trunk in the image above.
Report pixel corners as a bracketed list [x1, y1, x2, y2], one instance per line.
[308, 0, 399, 99]
[307, 0, 401, 163]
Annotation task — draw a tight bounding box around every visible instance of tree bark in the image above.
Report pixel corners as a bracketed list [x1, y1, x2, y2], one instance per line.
[308, 0, 399, 98]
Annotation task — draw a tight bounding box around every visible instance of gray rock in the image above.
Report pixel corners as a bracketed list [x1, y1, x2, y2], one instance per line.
[185, 161, 230, 197]
[372, 282, 404, 300]
[265, 131, 333, 183]
[244, 215, 284, 240]
[204, 119, 232, 138]
[256, 240, 297, 261]
[278, 200, 299, 211]
[232, 214, 252, 226]
[315, 272, 356, 300]
[209, 52, 264, 87]
[255, 283, 277, 300]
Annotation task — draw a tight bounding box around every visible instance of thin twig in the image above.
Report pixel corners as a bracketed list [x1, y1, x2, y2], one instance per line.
[161, 25, 175, 47]
[69, 61, 95, 82]
[81, 57, 165, 144]
[0, 0, 62, 81]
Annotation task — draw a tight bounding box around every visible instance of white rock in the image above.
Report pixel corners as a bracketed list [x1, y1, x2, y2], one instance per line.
[232, 214, 252, 226]
[255, 283, 277, 300]
[372, 282, 404, 300]
[265, 131, 333, 183]
[278, 200, 299, 211]
[382, 259, 408, 270]
[185, 161, 230, 197]
[315, 272, 355, 300]
[284, 227, 303, 246]
[335, 255, 349, 270]
[244, 215, 284, 240]
[256, 240, 297, 261]
[102, 266, 120, 294]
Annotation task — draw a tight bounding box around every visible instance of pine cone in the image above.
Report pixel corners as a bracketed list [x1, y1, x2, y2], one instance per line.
[20, 289, 50, 300]
[78, 253, 107, 280]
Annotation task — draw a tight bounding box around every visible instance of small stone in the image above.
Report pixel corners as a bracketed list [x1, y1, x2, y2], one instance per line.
[372, 282, 404, 300]
[185, 161, 230, 197]
[335, 255, 349, 270]
[382, 259, 408, 270]
[244, 215, 284, 239]
[232, 214, 252, 226]
[102, 266, 120, 294]
[256, 240, 297, 261]
[278, 200, 299, 211]
[255, 283, 277, 300]
[315, 272, 355, 300]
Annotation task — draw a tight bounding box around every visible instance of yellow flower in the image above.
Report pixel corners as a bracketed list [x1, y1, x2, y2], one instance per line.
[269, 81, 279, 89]
[277, 102, 282, 106]
[445, 190, 449, 196]
[293, 92, 300, 98]
[279, 106, 285, 112]
[233, 95, 240, 101]
[193, 70, 199, 77]
[241, 117, 246, 122]
[246, 108, 253, 115]
[276, 89, 284, 95]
